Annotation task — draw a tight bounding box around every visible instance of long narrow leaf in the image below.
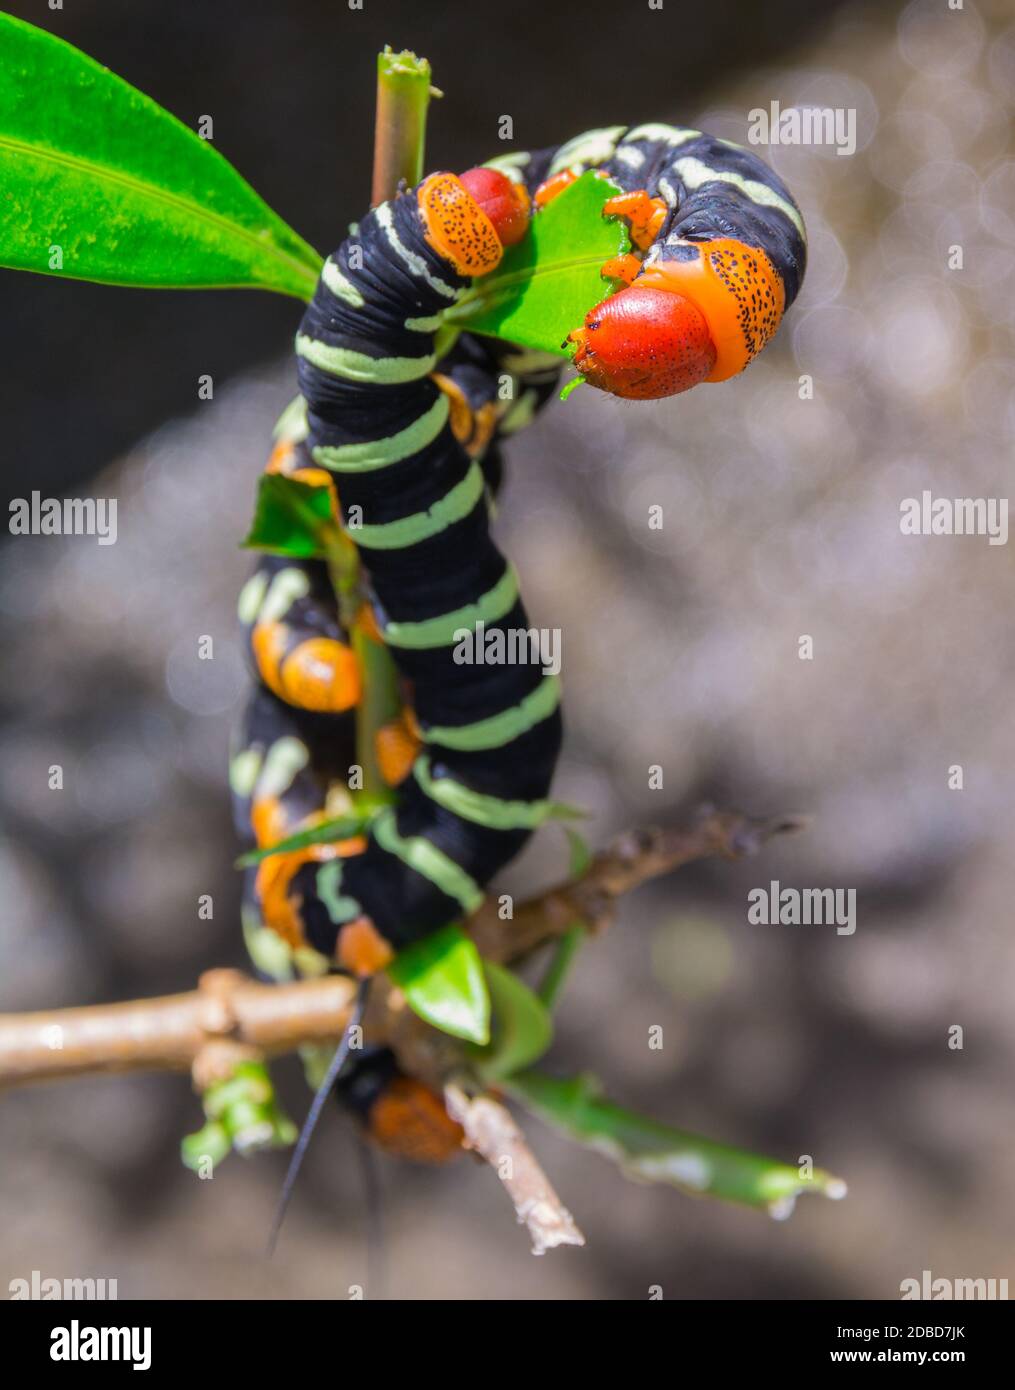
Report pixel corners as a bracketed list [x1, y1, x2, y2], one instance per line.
[507, 1070, 847, 1216]
[0, 14, 321, 297]
[234, 813, 370, 868]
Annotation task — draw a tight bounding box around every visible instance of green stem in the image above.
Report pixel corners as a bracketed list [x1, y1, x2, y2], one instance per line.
[353, 623, 403, 808]
[344, 48, 437, 805]
[371, 48, 436, 207]
[537, 925, 586, 1011]
[325, 536, 362, 631]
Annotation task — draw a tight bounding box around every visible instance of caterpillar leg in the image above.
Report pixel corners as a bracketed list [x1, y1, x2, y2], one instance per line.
[431, 331, 563, 486]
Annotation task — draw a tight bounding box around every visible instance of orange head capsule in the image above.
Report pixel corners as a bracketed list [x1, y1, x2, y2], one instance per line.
[418, 173, 503, 276]
[457, 166, 530, 247]
[567, 285, 717, 399]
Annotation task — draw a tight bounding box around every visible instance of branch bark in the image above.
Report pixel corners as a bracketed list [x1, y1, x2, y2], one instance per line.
[471, 805, 805, 961]
[445, 1083, 585, 1255]
[0, 970, 357, 1089]
[0, 807, 801, 1092]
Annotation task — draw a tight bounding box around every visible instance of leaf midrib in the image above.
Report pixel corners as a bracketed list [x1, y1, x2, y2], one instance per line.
[450, 250, 612, 316]
[0, 132, 321, 293]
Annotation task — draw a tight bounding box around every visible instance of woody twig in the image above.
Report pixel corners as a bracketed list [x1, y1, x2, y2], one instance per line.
[0, 806, 800, 1092]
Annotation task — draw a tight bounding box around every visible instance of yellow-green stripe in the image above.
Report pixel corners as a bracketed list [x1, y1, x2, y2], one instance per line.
[624, 123, 699, 147]
[423, 675, 561, 752]
[383, 565, 519, 649]
[295, 333, 436, 384]
[413, 755, 565, 830]
[548, 124, 627, 175]
[316, 860, 362, 926]
[671, 156, 806, 239]
[272, 394, 309, 443]
[372, 808, 484, 913]
[311, 394, 449, 474]
[321, 257, 365, 307]
[405, 313, 443, 333]
[482, 151, 531, 184]
[375, 202, 459, 300]
[350, 463, 485, 551]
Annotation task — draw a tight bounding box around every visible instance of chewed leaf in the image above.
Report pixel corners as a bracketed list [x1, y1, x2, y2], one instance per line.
[241, 474, 337, 559]
[0, 14, 321, 297]
[445, 171, 630, 354]
[388, 924, 491, 1045]
[507, 1070, 848, 1214]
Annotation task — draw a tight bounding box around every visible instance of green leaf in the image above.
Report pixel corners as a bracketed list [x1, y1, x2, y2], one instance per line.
[241, 473, 337, 560]
[470, 962, 553, 1081]
[234, 812, 370, 868]
[445, 171, 630, 355]
[0, 14, 321, 297]
[507, 1071, 848, 1216]
[388, 924, 490, 1045]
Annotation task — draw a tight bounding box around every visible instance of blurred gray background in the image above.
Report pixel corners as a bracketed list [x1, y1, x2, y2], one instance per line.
[2, 0, 1014, 1300]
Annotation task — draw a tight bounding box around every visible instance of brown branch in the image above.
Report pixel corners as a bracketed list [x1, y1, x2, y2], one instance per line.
[0, 808, 801, 1093]
[0, 970, 357, 1090]
[471, 805, 805, 962]
[444, 1083, 585, 1255]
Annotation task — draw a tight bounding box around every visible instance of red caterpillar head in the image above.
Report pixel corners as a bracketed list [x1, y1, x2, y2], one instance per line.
[567, 285, 717, 400]
[457, 166, 530, 247]
[568, 239, 788, 398]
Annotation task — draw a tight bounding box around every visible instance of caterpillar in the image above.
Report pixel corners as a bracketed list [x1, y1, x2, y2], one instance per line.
[232, 122, 806, 1156]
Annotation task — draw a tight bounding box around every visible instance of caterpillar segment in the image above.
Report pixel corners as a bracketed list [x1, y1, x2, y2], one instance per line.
[285, 167, 564, 965]
[486, 123, 806, 397]
[230, 683, 361, 946]
[239, 555, 362, 716]
[236, 169, 566, 981]
[337, 1046, 465, 1164]
[233, 136, 805, 1151]
[238, 136, 804, 963]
